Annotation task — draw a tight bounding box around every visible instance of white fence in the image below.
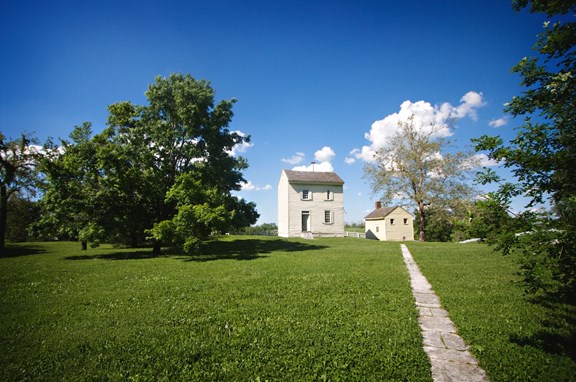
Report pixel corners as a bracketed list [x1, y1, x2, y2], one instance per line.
[345, 231, 366, 239]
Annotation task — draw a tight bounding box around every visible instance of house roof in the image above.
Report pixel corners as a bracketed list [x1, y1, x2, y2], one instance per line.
[364, 206, 403, 220]
[283, 170, 344, 185]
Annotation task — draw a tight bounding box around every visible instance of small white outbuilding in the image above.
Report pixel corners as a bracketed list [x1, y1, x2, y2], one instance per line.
[364, 202, 414, 241]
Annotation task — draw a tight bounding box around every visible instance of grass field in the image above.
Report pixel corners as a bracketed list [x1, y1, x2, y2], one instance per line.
[1, 238, 574, 381]
[407, 242, 576, 381]
[1, 238, 431, 381]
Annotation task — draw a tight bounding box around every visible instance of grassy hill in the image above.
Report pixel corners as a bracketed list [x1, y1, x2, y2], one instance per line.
[1, 238, 574, 381]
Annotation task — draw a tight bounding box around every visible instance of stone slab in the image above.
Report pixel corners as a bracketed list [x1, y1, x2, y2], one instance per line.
[430, 307, 449, 317]
[419, 315, 457, 333]
[431, 361, 490, 382]
[411, 275, 433, 290]
[422, 330, 444, 348]
[418, 306, 433, 316]
[423, 346, 479, 364]
[414, 292, 441, 307]
[441, 333, 468, 351]
[418, 306, 449, 318]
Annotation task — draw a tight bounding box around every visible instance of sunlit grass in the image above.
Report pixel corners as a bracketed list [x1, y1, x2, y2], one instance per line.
[407, 242, 576, 382]
[4, 239, 573, 381]
[1, 238, 431, 381]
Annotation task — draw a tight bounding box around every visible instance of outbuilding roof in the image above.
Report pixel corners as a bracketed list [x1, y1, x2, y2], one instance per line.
[364, 206, 403, 220]
[283, 170, 344, 185]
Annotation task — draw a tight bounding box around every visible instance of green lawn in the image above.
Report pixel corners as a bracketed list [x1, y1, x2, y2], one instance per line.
[1, 238, 430, 381]
[407, 242, 576, 382]
[2, 239, 574, 381]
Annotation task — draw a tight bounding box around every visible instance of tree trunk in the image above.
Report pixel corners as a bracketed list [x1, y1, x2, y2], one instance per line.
[0, 185, 7, 256]
[81, 241, 88, 251]
[418, 205, 426, 242]
[152, 240, 162, 255]
[130, 230, 138, 248]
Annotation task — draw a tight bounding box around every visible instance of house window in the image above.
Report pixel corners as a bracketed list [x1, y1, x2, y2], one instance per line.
[324, 210, 333, 224]
[325, 190, 333, 201]
[390, 218, 395, 225]
[404, 218, 408, 225]
[376, 226, 379, 233]
[302, 189, 312, 200]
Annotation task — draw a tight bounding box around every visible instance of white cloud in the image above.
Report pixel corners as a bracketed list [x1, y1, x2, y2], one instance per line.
[240, 181, 256, 191]
[347, 146, 376, 163]
[474, 153, 500, 167]
[227, 130, 254, 156]
[28, 144, 44, 155]
[454, 91, 485, 121]
[489, 117, 507, 128]
[240, 181, 272, 191]
[1, 143, 46, 158]
[282, 151, 305, 164]
[314, 146, 335, 162]
[290, 146, 336, 172]
[293, 161, 334, 172]
[0, 144, 43, 176]
[344, 156, 356, 165]
[349, 91, 486, 163]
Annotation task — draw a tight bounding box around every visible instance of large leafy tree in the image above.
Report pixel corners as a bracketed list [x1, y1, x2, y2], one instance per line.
[36, 123, 110, 249]
[473, 0, 576, 297]
[38, 74, 257, 253]
[104, 74, 258, 253]
[364, 116, 477, 241]
[0, 133, 41, 254]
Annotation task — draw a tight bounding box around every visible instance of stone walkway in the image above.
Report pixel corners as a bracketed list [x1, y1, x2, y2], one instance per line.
[400, 244, 489, 382]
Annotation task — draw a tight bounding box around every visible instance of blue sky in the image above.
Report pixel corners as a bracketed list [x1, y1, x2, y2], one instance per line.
[1, 0, 546, 224]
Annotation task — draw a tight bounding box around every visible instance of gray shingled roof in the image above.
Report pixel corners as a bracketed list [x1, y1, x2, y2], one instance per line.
[283, 170, 344, 185]
[364, 206, 398, 220]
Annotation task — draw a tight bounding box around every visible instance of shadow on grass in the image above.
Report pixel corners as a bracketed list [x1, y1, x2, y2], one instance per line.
[3, 244, 48, 257]
[183, 238, 329, 262]
[64, 250, 161, 261]
[62, 238, 328, 262]
[510, 295, 576, 362]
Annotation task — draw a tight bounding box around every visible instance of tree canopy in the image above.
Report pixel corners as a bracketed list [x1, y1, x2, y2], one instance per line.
[38, 74, 258, 253]
[364, 116, 477, 241]
[36, 123, 113, 249]
[473, 0, 576, 297]
[0, 133, 41, 254]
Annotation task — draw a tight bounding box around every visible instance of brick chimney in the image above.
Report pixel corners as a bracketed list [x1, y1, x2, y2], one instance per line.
[375, 201, 382, 210]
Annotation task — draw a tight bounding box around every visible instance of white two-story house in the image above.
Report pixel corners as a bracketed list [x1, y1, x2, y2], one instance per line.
[278, 170, 345, 238]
